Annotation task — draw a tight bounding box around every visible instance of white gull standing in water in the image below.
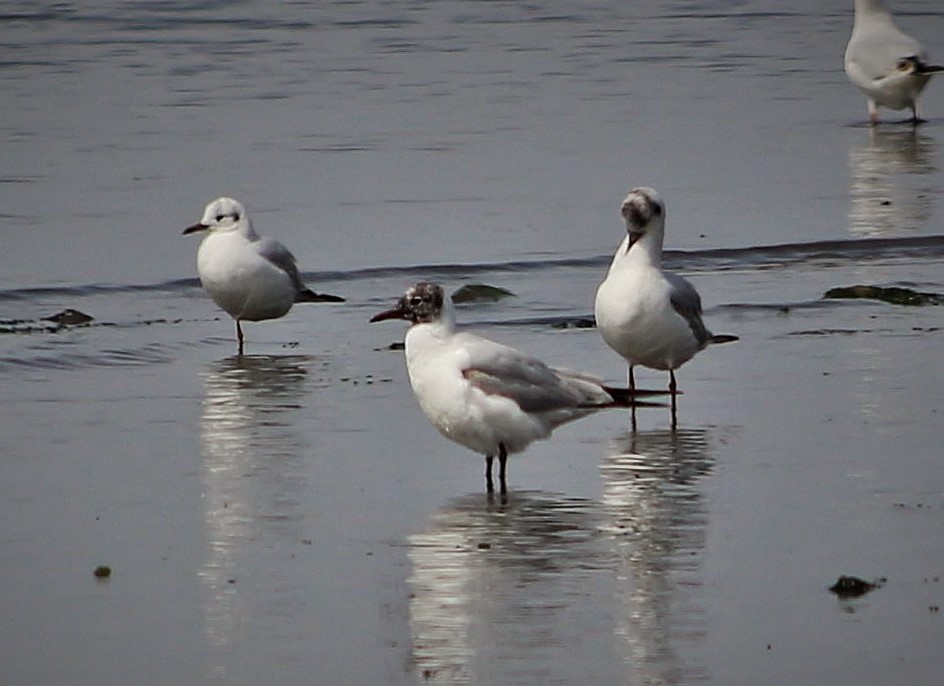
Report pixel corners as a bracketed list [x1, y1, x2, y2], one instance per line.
[844, 0, 943, 124]
[594, 188, 737, 413]
[183, 197, 344, 354]
[370, 282, 666, 494]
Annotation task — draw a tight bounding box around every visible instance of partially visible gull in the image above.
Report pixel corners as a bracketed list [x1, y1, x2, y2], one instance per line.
[844, 0, 943, 124]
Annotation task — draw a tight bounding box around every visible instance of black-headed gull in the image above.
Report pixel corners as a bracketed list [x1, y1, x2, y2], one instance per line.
[844, 0, 943, 124]
[594, 188, 737, 407]
[370, 282, 666, 494]
[183, 197, 344, 354]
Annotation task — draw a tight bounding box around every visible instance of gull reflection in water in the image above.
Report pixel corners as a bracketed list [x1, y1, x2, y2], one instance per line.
[197, 354, 312, 650]
[600, 427, 715, 685]
[407, 491, 614, 684]
[848, 127, 937, 237]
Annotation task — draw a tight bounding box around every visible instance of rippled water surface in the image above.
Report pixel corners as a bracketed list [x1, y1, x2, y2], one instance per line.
[3, 1, 944, 684]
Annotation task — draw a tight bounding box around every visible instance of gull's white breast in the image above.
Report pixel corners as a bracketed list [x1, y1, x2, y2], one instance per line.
[595, 263, 700, 372]
[196, 232, 295, 321]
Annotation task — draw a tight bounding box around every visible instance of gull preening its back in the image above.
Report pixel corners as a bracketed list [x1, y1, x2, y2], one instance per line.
[844, 0, 943, 124]
[183, 197, 344, 354]
[594, 188, 737, 410]
[370, 282, 665, 494]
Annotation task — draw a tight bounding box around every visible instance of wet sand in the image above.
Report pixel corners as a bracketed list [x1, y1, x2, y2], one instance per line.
[2, 1, 944, 684]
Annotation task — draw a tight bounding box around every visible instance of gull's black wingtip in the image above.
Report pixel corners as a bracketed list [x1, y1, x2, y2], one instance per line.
[297, 289, 346, 303]
[601, 385, 674, 406]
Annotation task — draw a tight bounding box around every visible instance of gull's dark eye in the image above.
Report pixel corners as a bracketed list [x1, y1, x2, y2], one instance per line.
[410, 296, 423, 307]
[233, 214, 240, 221]
[215, 214, 225, 222]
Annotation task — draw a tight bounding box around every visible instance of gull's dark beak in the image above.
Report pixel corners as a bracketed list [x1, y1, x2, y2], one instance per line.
[626, 230, 644, 252]
[369, 303, 407, 323]
[183, 223, 209, 235]
[915, 60, 944, 75]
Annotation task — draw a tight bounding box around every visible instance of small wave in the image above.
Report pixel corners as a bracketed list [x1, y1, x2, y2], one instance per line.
[311, 233, 944, 284]
[0, 278, 199, 303]
[0, 341, 192, 375]
[3, 235, 944, 306]
[0, 311, 218, 380]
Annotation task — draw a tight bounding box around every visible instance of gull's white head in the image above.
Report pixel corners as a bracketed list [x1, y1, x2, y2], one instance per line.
[620, 187, 665, 251]
[370, 282, 454, 327]
[183, 196, 251, 236]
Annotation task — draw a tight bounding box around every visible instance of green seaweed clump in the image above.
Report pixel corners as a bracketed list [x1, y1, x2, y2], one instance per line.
[824, 285, 944, 306]
[828, 575, 884, 599]
[451, 283, 515, 304]
[43, 309, 95, 325]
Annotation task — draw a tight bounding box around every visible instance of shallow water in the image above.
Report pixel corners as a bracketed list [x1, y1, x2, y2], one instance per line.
[3, 1, 944, 684]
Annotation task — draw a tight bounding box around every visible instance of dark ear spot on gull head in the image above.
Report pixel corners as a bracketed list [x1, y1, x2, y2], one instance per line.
[184, 197, 245, 235]
[370, 282, 445, 325]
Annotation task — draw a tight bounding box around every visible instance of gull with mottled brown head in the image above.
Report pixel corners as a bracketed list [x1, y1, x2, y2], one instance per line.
[844, 0, 943, 124]
[594, 188, 737, 412]
[371, 282, 666, 494]
[183, 197, 344, 354]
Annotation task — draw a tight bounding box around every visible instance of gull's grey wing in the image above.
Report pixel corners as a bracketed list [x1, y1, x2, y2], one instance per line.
[457, 335, 603, 412]
[667, 273, 710, 345]
[850, 28, 926, 80]
[256, 236, 306, 292]
[257, 236, 346, 303]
